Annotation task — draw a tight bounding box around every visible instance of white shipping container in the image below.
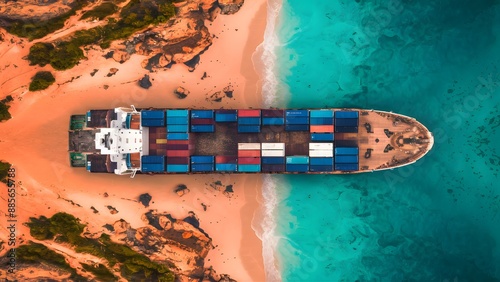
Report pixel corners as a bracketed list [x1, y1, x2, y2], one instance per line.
[309, 143, 333, 150]
[261, 150, 285, 157]
[261, 143, 285, 150]
[238, 143, 261, 150]
[309, 149, 334, 157]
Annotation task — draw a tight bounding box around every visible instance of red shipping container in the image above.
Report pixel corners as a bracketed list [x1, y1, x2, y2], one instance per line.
[167, 140, 189, 145]
[167, 157, 190, 164]
[165, 144, 189, 150]
[238, 109, 261, 117]
[238, 150, 261, 157]
[238, 157, 261, 164]
[190, 118, 215, 125]
[166, 150, 190, 157]
[215, 155, 238, 163]
[310, 125, 334, 133]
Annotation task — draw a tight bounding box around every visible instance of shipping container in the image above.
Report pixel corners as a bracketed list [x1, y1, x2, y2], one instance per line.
[141, 163, 165, 172]
[165, 144, 189, 150]
[285, 117, 309, 124]
[286, 156, 309, 164]
[309, 150, 334, 157]
[334, 118, 358, 127]
[141, 110, 164, 119]
[309, 143, 334, 150]
[141, 155, 165, 164]
[238, 157, 261, 164]
[335, 155, 359, 163]
[261, 143, 285, 150]
[261, 150, 285, 157]
[166, 164, 189, 172]
[166, 157, 190, 164]
[286, 164, 309, 172]
[238, 150, 261, 157]
[215, 156, 238, 164]
[215, 163, 238, 172]
[310, 117, 334, 125]
[141, 119, 165, 127]
[238, 125, 261, 133]
[285, 110, 309, 117]
[335, 126, 358, 133]
[310, 133, 335, 141]
[310, 157, 334, 166]
[215, 109, 237, 114]
[167, 124, 189, 132]
[261, 164, 286, 172]
[334, 147, 359, 155]
[238, 117, 261, 125]
[262, 117, 285, 125]
[238, 143, 261, 150]
[310, 110, 334, 118]
[238, 164, 261, 172]
[191, 155, 215, 164]
[190, 118, 215, 125]
[191, 163, 214, 172]
[310, 125, 334, 133]
[166, 109, 188, 117]
[335, 111, 359, 119]
[166, 150, 190, 157]
[190, 125, 215, 132]
[309, 165, 334, 172]
[262, 109, 284, 117]
[237, 109, 261, 117]
[285, 124, 309, 131]
[191, 110, 214, 119]
[156, 139, 168, 144]
[335, 163, 359, 171]
[215, 113, 237, 122]
[166, 140, 189, 145]
[167, 133, 189, 140]
[262, 157, 285, 165]
[166, 117, 188, 124]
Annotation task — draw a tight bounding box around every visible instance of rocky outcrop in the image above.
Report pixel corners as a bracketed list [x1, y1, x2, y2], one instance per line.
[138, 75, 153, 89]
[218, 0, 245, 15]
[175, 86, 190, 99]
[0, 0, 77, 22]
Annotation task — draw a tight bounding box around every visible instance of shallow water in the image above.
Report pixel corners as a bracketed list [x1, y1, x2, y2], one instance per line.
[260, 0, 500, 281]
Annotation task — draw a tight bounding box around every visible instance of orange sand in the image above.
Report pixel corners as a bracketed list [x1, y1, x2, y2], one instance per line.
[0, 0, 267, 281]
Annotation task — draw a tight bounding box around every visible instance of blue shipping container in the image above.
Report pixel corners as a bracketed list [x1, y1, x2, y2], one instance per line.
[335, 163, 359, 171]
[141, 110, 164, 119]
[141, 163, 165, 172]
[335, 147, 359, 155]
[166, 164, 189, 172]
[310, 110, 334, 118]
[285, 124, 309, 131]
[167, 133, 189, 140]
[285, 110, 309, 117]
[190, 125, 215, 132]
[262, 117, 284, 125]
[311, 133, 334, 141]
[238, 117, 261, 125]
[335, 111, 359, 118]
[142, 155, 165, 164]
[334, 118, 358, 127]
[238, 125, 261, 133]
[335, 126, 358, 133]
[286, 164, 309, 172]
[309, 165, 334, 172]
[286, 117, 309, 124]
[310, 117, 334, 125]
[191, 163, 214, 172]
[310, 157, 334, 166]
[141, 119, 165, 127]
[335, 155, 359, 163]
[262, 157, 285, 165]
[191, 110, 214, 119]
[167, 124, 188, 132]
[166, 117, 188, 124]
[166, 109, 188, 117]
[238, 164, 261, 172]
[191, 156, 215, 164]
[215, 113, 237, 122]
[215, 163, 237, 172]
[286, 156, 309, 164]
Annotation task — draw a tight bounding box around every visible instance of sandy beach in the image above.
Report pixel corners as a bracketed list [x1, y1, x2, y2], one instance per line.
[0, 0, 267, 280]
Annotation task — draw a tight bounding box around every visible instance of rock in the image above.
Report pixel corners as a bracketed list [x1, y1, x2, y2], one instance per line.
[90, 69, 99, 77]
[182, 231, 193, 239]
[218, 0, 244, 15]
[103, 85, 109, 90]
[223, 84, 234, 98]
[106, 68, 118, 77]
[112, 50, 130, 63]
[0, 0, 78, 22]
[139, 193, 152, 207]
[174, 87, 190, 99]
[106, 205, 118, 214]
[175, 184, 190, 196]
[90, 206, 99, 214]
[207, 91, 224, 102]
[139, 75, 153, 89]
[103, 192, 109, 197]
[103, 51, 114, 59]
[184, 54, 200, 72]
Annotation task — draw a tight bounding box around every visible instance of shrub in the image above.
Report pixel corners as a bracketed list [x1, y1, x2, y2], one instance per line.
[81, 3, 119, 20]
[29, 71, 56, 91]
[0, 161, 11, 183]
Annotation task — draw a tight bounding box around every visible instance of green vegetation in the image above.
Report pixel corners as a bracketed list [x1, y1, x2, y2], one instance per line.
[81, 263, 116, 281]
[0, 161, 12, 183]
[26, 212, 175, 281]
[81, 3, 119, 20]
[28, 42, 85, 71]
[29, 71, 56, 91]
[0, 95, 13, 122]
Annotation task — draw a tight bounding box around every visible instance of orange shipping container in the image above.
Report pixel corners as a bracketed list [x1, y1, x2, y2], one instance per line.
[238, 150, 261, 157]
[166, 150, 190, 157]
[310, 125, 334, 133]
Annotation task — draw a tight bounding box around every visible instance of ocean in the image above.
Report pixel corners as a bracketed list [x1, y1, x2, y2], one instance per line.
[257, 0, 500, 281]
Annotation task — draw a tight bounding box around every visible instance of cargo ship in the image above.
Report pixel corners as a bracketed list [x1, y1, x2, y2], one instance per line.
[68, 107, 434, 177]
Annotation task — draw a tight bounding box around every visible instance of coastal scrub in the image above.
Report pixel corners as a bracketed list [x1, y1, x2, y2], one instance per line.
[29, 71, 56, 91]
[0, 161, 12, 183]
[0, 95, 13, 122]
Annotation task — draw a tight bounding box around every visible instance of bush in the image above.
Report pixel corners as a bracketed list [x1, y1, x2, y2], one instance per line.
[0, 161, 11, 183]
[29, 71, 56, 91]
[0, 102, 11, 122]
[81, 3, 119, 20]
[81, 263, 116, 281]
[28, 43, 54, 67]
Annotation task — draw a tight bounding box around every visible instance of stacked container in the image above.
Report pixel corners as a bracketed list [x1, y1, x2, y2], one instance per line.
[309, 110, 334, 141]
[141, 110, 165, 127]
[141, 155, 165, 172]
[334, 111, 359, 133]
[215, 156, 238, 172]
[334, 147, 359, 171]
[237, 143, 261, 172]
[261, 143, 285, 172]
[309, 143, 334, 172]
[215, 109, 238, 122]
[285, 110, 309, 131]
[166, 110, 189, 133]
[238, 110, 261, 133]
[286, 156, 309, 172]
[190, 155, 215, 172]
[261, 109, 285, 126]
[190, 110, 215, 132]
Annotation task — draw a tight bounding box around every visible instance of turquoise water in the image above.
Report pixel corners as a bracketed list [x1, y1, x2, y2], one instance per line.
[261, 0, 500, 281]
